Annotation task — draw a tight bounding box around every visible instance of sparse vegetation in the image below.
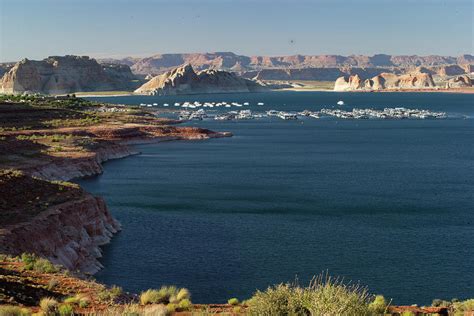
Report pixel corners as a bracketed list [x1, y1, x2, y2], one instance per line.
[139, 286, 192, 311]
[58, 303, 73, 316]
[228, 298, 239, 306]
[247, 274, 373, 316]
[453, 299, 474, 316]
[368, 295, 388, 315]
[39, 297, 59, 316]
[98, 285, 123, 302]
[0, 305, 31, 316]
[21, 253, 60, 273]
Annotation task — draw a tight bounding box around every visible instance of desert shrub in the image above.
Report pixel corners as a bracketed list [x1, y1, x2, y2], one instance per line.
[140, 286, 191, 310]
[166, 303, 177, 314]
[247, 274, 372, 316]
[368, 295, 387, 314]
[21, 253, 36, 269]
[98, 285, 123, 302]
[453, 299, 474, 316]
[21, 253, 59, 273]
[304, 275, 372, 316]
[176, 288, 190, 301]
[400, 312, 414, 316]
[58, 304, 73, 316]
[40, 297, 59, 315]
[34, 258, 59, 273]
[247, 283, 306, 315]
[177, 298, 192, 311]
[140, 289, 161, 305]
[228, 298, 240, 306]
[47, 278, 59, 291]
[0, 305, 31, 316]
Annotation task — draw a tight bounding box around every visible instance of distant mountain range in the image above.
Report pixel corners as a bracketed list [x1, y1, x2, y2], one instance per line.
[98, 52, 474, 75]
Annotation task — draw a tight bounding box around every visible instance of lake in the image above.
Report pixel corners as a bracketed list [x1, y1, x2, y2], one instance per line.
[79, 91, 474, 304]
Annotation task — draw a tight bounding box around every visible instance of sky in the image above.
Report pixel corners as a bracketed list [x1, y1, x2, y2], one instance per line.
[0, 0, 473, 62]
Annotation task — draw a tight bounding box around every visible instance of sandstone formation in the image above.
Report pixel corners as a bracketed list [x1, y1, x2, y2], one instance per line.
[0, 55, 137, 94]
[446, 75, 472, 88]
[134, 64, 266, 95]
[334, 73, 436, 91]
[102, 52, 474, 75]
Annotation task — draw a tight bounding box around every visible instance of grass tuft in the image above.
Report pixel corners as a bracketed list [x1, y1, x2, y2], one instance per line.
[39, 297, 59, 316]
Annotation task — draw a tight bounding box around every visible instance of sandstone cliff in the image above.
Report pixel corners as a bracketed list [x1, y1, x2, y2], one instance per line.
[446, 75, 472, 88]
[134, 64, 266, 95]
[0, 55, 137, 94]
[103, 52, 473, 75]
[0, 170, 121, 274]
[334, 73, 436, 91]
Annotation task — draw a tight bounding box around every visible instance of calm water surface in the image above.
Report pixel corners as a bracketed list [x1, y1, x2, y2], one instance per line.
[80, 92, 474, 304]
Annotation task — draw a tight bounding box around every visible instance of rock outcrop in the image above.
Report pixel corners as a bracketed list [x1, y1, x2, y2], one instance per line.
[0, 171, 121, 274]
[0, 55, 137, 94]
[334, 73, 436, 91]
[446, 75, 472, 88]
[134, 64, 266, 95]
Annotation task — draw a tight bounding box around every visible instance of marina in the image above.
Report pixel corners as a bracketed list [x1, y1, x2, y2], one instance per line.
[173, 107, 448, 121]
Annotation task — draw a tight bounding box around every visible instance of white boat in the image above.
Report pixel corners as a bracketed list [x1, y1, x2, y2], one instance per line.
[257, 102, 264, 105]
[163, 103, 169, 107]
[153, 103, 158, 106]
[277, 112, 298, 120]
[337, 100, 345, 106]
[243, 102, 249, 106]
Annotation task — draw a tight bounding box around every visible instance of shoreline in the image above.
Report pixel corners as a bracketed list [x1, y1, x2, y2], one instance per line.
[76, 88, 474, 97]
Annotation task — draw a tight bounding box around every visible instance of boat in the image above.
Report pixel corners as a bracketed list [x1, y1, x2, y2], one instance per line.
[277, 112, 298, 120]
[337, 100, 345, 105]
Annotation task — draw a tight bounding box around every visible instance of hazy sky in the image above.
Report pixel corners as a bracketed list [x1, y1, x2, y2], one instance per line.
[0, 0, 472, 62]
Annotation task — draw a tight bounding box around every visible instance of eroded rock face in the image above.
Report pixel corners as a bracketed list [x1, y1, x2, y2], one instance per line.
[0, 56, 136, 94]
[134, 64, 266, 95]
[0, 194, 120, 274]
[447, 75, 472, 88]
[334, 74, 364, 91]
[334, 73, 436, 91]
[103, 52, 473, 75]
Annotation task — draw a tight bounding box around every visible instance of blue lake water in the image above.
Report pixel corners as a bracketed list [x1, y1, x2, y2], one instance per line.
[80, 91, 474, 304]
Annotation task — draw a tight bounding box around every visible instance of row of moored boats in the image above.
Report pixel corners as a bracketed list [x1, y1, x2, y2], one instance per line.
[177, 107, 447, 121]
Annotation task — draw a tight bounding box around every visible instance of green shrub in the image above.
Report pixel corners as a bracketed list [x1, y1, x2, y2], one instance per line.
[98, 285, 123, 302]
[166, 303, 177, 314]
[39, 297, 59, 316]
[176, 288, 190, 301]
[140, 289, 164, 305]
[58, 304, 73, 316]
[0, 305, 31, 316]
[34, 258, 59, 273]
[247, 275, 372, 316]
[368, 295, 387, 314]
[453, 299, 474, 316]
[177, 298, 192, 311]
[228, 298, 240, 306]
[21, 253, 59, 273]
[63, 296, 79, 305]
